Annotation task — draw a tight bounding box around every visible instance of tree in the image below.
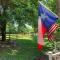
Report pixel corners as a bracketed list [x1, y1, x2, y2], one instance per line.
[0, 0, 9, 41]
[57, 0, 60, 17]
[7, 0, 38, 33]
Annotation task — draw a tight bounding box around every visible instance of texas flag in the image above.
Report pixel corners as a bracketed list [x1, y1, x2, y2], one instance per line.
[38, 2, 58, 51]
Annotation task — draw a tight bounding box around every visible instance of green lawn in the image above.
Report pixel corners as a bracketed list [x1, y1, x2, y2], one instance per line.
[0, 34, 49, 60]
[0, 39, 46, 60]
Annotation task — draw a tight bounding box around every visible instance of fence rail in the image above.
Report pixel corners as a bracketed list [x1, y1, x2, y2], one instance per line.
[47, 52, 60, 60]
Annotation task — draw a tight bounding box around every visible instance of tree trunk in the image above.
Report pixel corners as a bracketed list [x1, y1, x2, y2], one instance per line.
[0, 0, 9, 41]
[1, 20, 6, 41]
[57, 0, 60, 17]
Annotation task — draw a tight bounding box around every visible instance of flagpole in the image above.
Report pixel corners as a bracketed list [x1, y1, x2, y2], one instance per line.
[38, 1, 60, 19]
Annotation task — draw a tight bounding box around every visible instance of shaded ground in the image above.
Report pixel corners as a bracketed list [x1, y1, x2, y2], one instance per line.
[0, 39, 49, 60]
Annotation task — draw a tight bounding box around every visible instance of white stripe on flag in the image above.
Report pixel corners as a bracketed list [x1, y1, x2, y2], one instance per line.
[49, 23, 57, 32]
[38, 16, 44, 46]
[48, 24, 58, 35]
[48, 35, 54, 41]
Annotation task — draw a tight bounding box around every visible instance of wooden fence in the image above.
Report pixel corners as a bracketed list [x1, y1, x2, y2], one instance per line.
[47, 51, 60, 60]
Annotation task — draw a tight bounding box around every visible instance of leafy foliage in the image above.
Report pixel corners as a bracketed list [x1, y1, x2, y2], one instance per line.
[41, 0, 57, 13]
[4, 0, 58, 34]
[6, 0, 38, 33]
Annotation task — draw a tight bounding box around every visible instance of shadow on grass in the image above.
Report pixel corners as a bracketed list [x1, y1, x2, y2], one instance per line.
[0, 39, 49, 60]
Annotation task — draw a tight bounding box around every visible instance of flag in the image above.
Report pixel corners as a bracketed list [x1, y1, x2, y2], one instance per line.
[38, 2, 58, 51]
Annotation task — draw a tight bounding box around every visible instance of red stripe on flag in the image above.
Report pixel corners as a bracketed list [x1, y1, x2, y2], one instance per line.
[48, 25, 58, 36]
[38, 44, 43, 51]
[48, 23, 58, 41]
[48, 34, 54, 41]
[38, 16, 47, 51]
[49, 23, 58, 33]
[42, 24, 47, 36]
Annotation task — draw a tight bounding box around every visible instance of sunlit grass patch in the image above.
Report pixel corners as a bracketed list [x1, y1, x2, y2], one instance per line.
[6, 33, 32, 40]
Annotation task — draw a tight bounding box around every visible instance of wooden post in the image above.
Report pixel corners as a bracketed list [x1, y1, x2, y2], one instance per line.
[48, 51, 52, 60]
[47, 51, 60, 60]
[57, 0, 60, 17]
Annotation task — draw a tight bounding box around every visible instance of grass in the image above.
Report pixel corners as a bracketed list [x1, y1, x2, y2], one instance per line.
[0, 34, 49, 60]
[6, 33, 32, 40]
[0, 39, 45, 60]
